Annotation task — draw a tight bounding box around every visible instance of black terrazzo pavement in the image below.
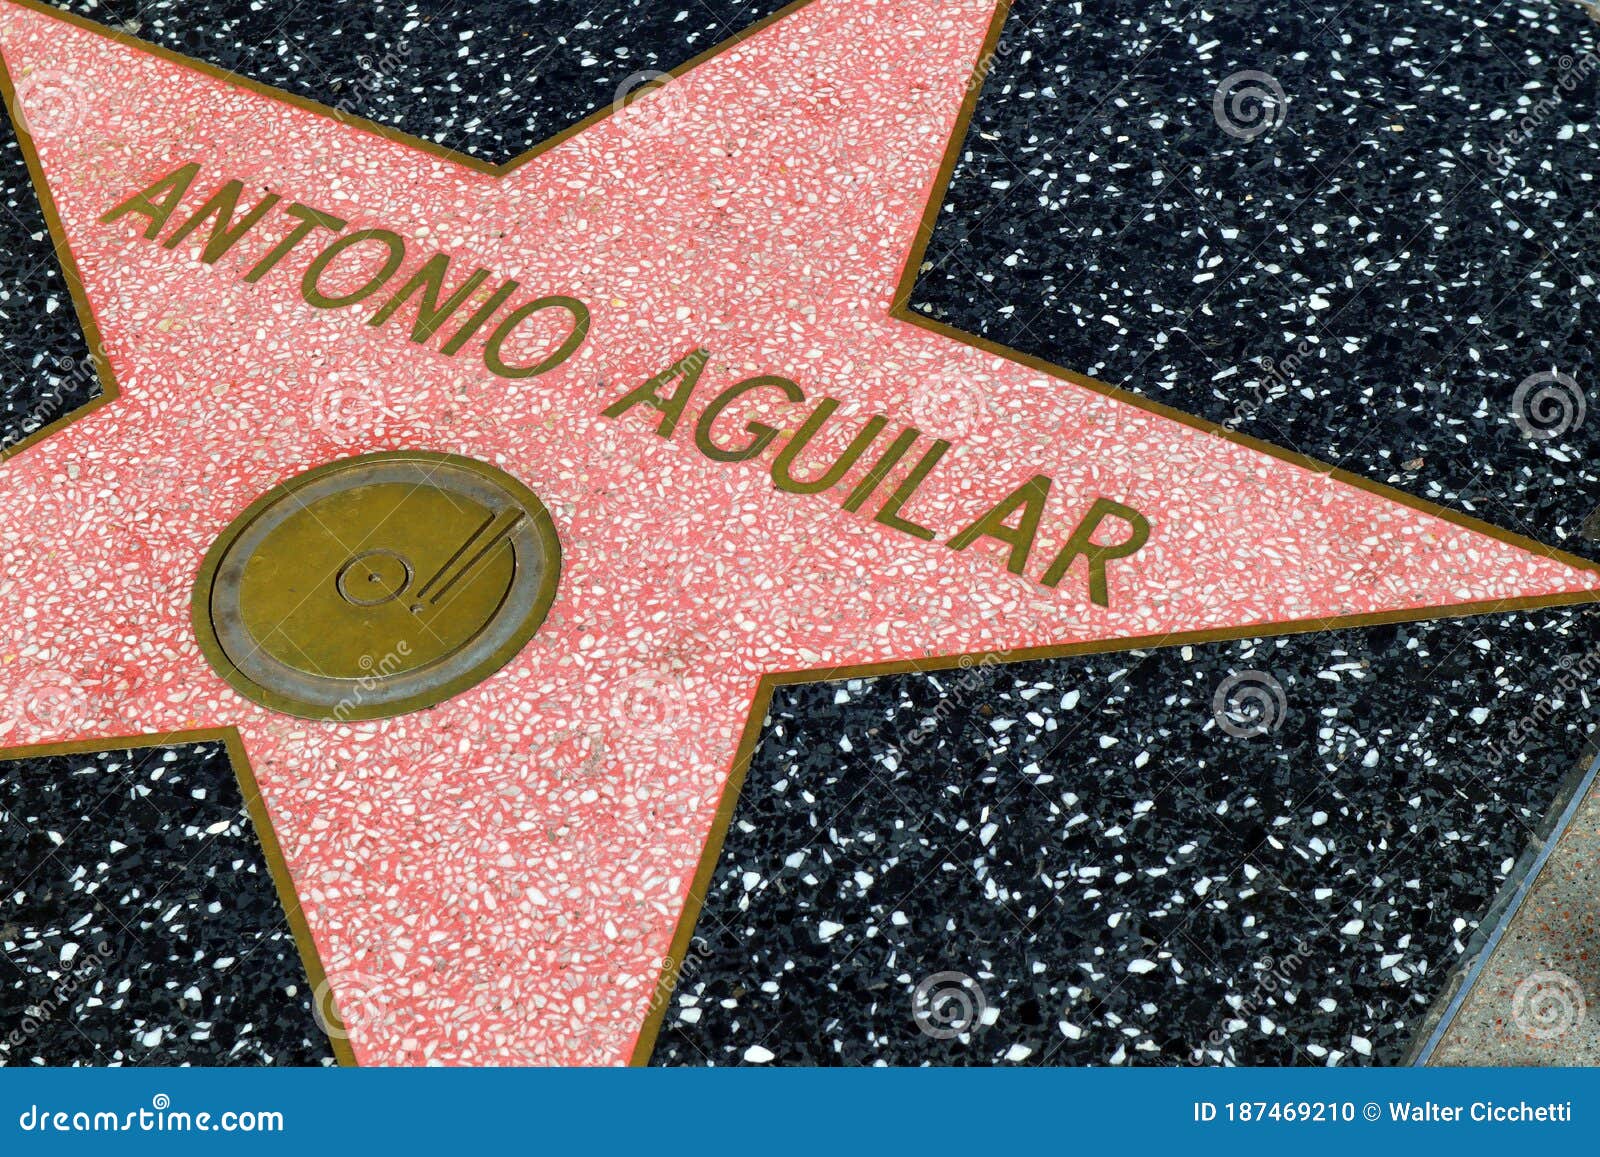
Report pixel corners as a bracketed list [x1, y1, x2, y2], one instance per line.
[914, 0, 1600, 562]
[0, 0, 1595, 1066]
[651, 610, 1600, 1066]
[0, 740, 332, 1065]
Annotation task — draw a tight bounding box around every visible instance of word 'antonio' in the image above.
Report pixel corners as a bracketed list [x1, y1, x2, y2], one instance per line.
[98, 163, 590, 381]
[604, 351, 1151, 607]
[99, 164, 1150, 607]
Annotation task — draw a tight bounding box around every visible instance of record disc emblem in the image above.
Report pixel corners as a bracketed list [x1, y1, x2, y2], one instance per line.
[192, 451, 561, 720]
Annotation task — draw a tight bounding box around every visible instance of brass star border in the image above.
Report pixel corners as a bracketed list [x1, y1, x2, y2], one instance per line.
[0, 0, 1595, 1067]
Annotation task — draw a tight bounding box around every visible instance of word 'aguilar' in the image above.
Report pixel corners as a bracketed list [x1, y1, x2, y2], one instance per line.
[603, 351, 1150, 607]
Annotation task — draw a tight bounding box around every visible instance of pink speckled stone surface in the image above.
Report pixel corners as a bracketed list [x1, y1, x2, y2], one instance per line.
[0, 0, 1596, 1064]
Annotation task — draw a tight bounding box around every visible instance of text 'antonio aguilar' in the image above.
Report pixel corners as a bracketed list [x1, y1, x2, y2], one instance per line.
[100, 163, 1150, 608]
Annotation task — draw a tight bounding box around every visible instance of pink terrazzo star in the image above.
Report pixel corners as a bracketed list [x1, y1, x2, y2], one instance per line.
[0, 0, 1595, 1065]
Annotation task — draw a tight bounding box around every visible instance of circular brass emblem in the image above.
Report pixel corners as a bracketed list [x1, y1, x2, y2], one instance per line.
[192, 451, 561, 721]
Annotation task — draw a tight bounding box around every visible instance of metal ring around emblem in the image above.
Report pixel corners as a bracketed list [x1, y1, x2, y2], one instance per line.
[191, 451, 562, 721]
